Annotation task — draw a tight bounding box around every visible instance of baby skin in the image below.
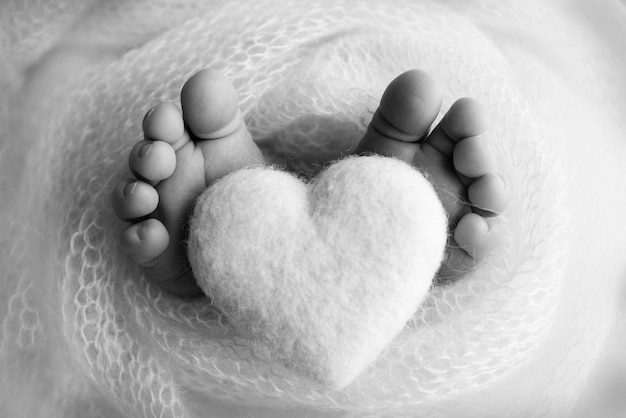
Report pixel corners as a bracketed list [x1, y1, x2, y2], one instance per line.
[111, 69, 508, 298]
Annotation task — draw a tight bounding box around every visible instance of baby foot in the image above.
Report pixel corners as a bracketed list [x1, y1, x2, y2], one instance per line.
[111, 69, 263, 298]
[355, 69, 509, 280]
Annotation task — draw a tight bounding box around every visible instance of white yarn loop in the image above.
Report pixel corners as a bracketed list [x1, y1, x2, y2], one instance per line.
[2, 0, 624, 417]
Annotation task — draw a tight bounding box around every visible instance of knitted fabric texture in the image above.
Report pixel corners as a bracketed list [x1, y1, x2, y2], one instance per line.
[1, 0, 626, 417]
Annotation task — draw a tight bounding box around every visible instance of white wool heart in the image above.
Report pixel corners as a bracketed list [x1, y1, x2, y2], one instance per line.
[187, 156, 447, 389]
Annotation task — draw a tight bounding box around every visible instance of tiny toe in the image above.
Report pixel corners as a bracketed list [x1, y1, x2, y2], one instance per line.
[129, 139, 176, 182]
[453, 136, 496, 179]
[425, 97, 490, 157]
[468, 173, 509, 215]
[454, 213, 491, 259]
[441, 98, 490, 139]
[111, 179, 159, 221]
[181, 69, 242, 139]
[120, 218, 170, 266]
[143, 102, 185, 145]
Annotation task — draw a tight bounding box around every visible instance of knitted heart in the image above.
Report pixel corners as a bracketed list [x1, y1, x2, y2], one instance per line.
[187, 156, 447, 389]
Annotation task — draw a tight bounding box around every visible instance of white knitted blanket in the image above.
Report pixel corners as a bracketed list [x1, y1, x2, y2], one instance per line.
[1, 1, 626, 417]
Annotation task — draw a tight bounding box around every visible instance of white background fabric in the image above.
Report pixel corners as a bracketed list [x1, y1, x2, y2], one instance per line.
[1, 1, 626, 417]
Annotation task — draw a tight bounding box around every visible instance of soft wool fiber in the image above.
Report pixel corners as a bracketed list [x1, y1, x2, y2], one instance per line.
[2, 0, 626, 417]
[188, 156, 447, 388]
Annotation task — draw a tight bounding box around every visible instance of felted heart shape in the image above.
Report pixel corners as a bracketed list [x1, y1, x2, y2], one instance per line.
[187, 155, 447, 389]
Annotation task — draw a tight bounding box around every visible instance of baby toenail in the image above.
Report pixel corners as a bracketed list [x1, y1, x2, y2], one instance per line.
[496, 174, 507, 190]
[123, 180, 137, 197]
[142, 107, 155, 125]
[136, 224, 146, 242]
[139, 142, 152, 158]
[482, 217, 491, 232]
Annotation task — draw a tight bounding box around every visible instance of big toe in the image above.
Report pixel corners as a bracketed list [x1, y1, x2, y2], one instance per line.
[355, 69, 443, 162]
[180, 69, 263, 184]
[181, 69, 243, 140]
